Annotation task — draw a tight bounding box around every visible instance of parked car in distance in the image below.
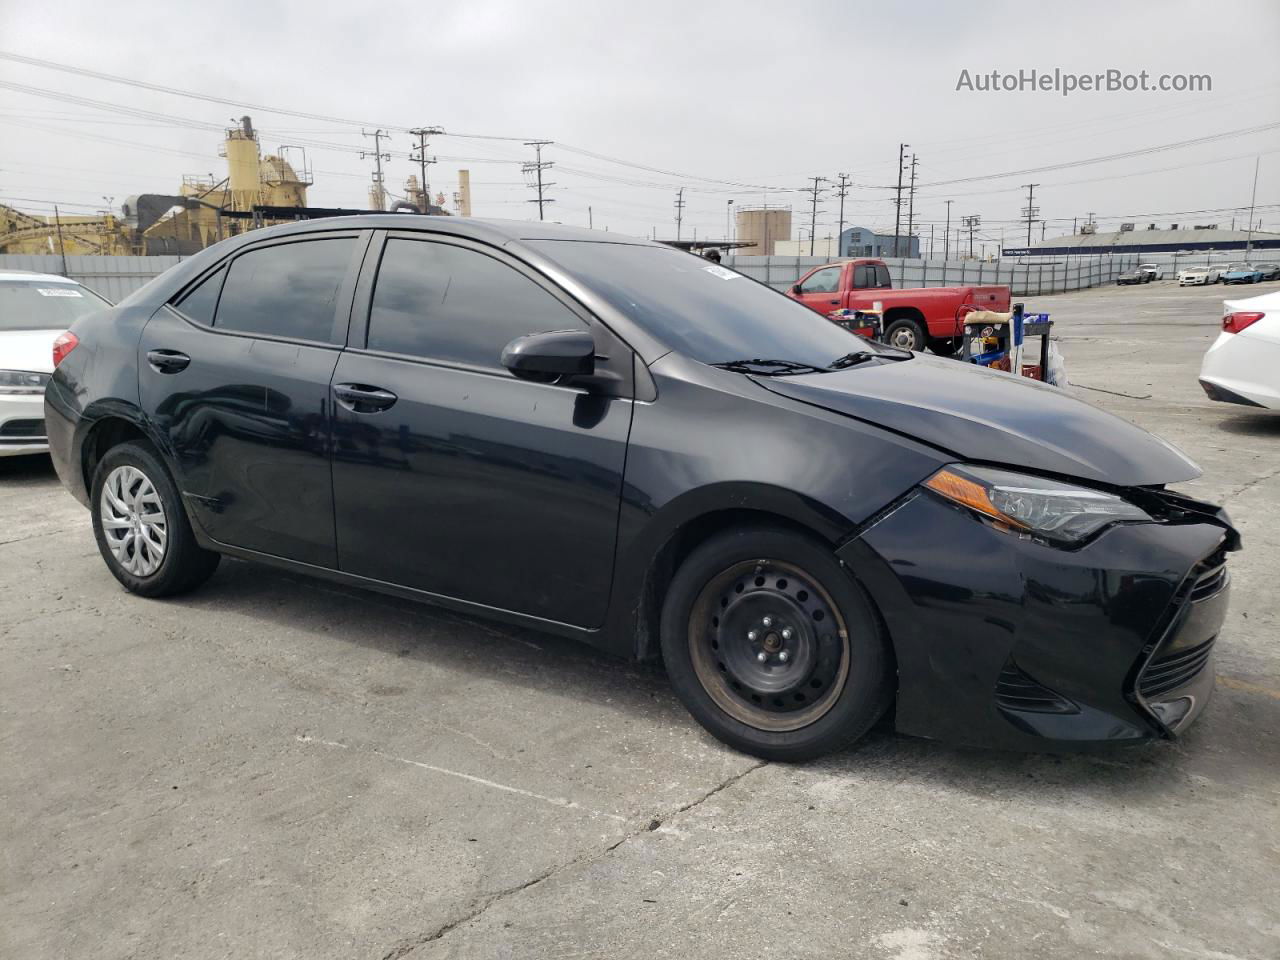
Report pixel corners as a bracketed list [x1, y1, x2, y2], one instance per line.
[46, 216, 1238, 761]
[1138, 263, 1165, 281]
[1178, 266, 1223, 286]
[1117, 269, 1148, 285]
[1, 270, 111, 457]
[1254, 262, 1280, 281]
[1199, 290, 1279, 410]
[1222, 264, 1264, 285]
[786, 257, 1009, 355]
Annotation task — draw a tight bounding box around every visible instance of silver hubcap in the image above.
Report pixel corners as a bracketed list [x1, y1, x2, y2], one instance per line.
[100, 465, 167, 577]
[889, 327, 918, 349]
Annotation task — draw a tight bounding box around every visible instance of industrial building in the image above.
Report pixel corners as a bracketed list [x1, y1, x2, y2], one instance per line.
[0, 116, 461, 257]
[838, 226, 920, 259]
[1003, 224, 1280, 258]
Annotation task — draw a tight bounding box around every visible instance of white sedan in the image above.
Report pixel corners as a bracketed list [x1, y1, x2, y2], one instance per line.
[1199, 290, 1280, 410]
[1, 270, 112, 456]
[1178, 266, 1223, 286]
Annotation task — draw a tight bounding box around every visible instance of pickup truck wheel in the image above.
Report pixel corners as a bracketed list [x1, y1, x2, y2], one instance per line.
[659, 525, 893, 761]
[929, 337, 958, 357]
[884, 318, 926, 351]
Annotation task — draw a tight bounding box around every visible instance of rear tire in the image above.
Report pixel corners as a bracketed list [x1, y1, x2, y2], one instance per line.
[659, 525, 893, 761]
[884, 317, 926, 352]
[90, 440, 220, 597]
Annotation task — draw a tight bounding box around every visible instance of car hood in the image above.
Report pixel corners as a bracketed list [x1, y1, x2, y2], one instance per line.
[754, 353, 1201, 486]
[0, 329, 59, 374]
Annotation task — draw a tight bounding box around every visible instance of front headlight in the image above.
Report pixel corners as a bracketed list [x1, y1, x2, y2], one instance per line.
[0, 370, 50, 396]
[923, 464, 1152, 544]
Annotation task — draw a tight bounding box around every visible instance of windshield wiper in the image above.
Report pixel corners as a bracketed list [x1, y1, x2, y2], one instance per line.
[710, 358, 827, 376]
[829, 347, 912, 369]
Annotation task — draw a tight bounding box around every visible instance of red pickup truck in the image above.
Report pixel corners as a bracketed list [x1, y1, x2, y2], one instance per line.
[786, 258, 1010, 354]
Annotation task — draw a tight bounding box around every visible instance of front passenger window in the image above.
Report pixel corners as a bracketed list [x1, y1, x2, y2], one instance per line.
[366, 239, 586, 368]
[798, 266, 842, 295]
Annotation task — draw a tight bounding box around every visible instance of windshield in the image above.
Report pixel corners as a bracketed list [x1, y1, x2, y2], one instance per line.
[0, 279, 110, 331]
[529, 241, 894, 368]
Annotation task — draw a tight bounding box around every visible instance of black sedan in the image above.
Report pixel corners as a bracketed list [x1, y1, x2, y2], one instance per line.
[1117, 269, 1148, 285]
[44, 217, 1237, 761]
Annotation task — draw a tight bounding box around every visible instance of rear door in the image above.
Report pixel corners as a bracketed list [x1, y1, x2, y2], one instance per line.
[329, 232, 634, 628]
[140, 231, 369, 566]
[792, 264, 845, 314]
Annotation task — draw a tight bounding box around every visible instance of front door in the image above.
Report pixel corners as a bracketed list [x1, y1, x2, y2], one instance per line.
[140, 232, 366, 567]
[793, 264, 845, 314]
[330, 233, 633, 628]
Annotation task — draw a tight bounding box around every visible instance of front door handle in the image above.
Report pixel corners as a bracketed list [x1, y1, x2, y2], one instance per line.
[334, 382, 398, 413]
[146, 349, 190, 374]
[828, 299, 839, 305]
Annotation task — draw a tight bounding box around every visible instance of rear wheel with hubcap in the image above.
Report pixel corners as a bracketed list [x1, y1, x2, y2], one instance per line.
[91, 441, 220, 597]
[884, 317, 926, 352]
[660, 526, 892, 761]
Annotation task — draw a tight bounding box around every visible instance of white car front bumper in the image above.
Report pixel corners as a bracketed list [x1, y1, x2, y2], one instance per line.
[0, 392, 49, 456]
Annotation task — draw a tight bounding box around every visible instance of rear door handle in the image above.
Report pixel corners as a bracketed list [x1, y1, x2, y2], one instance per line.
[146, 349, 190, 374]
[333, 382, 398, 413]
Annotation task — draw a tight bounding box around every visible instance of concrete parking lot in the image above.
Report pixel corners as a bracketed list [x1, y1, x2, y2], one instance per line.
[2, 280, 1278, 960]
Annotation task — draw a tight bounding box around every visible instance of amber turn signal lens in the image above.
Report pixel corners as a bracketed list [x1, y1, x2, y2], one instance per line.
[923, 468, 1028, 530]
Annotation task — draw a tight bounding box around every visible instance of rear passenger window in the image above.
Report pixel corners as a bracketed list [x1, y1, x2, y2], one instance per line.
[852, 265, 876, 289]
[215, 238, 354, 343]
[367, 239, 585, 368]
[175, 267, 226, 325]
[874, 265, 892, 288]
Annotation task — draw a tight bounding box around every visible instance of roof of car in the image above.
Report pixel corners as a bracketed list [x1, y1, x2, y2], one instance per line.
[0, 269, 80, 284]
[247, 215, 657, 247]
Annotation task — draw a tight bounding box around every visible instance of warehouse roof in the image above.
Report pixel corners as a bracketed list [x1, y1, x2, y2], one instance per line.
[1030, 227, 1280, 249]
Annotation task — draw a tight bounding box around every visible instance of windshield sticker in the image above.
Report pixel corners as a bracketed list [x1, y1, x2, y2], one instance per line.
[36, 287, 84, 297]
[702, 264, 741, 281]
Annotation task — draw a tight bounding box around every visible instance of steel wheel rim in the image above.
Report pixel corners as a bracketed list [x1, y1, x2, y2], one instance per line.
[100, 465, 168, 578]
[889, 327, 918, 350]
[688, 559, 851, 732]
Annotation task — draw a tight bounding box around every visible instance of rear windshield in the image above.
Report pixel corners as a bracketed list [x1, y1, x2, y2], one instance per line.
[528, 241, 891, 367]
[0, 280, 111, 331]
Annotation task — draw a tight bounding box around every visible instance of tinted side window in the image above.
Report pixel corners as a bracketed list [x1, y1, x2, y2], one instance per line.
[874, 264, 892, 288]
[367, 239, 585, 368]
[852, 265, 876, 289]
[215, 238, 354, 343]
[798, 266, 841, 294]
[174, 267, 226, 325]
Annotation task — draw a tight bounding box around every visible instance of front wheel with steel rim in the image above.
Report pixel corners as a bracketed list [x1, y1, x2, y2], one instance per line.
[660, 525, 892, 761]
[90, 440, 220, 597]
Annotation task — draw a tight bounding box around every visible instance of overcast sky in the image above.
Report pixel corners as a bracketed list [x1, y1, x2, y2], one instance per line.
[3, 0, 1279, 252]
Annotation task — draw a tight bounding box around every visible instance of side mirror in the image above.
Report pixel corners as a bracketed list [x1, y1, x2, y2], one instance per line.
[791, 283, 802, 294]
[501, 329, 595, 381]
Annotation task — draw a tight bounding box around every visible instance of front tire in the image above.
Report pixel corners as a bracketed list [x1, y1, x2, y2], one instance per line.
[660, 525, 892, 761]
[90, 441, 220, 597]
[929, 337, 959, 357]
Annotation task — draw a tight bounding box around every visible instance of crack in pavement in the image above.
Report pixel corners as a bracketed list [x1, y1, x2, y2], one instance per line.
[1223, 464, 1280, 504]
[379, 759, 768, 960]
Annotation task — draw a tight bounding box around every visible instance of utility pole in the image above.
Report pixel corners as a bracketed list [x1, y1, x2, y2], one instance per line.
[928, 223, 934, 260]
[1021, 183, 1040, 247]
[834, 173, 851, 254]
[1041, 221, 1047, 241]
[944, 200, 953, 260]
[805, 176, 827, 255]
[1245, 155, 1260, 261]
[893, 143, 908, 257]
[726, 199, 734, 243]
[906, 154, 918, 256]
[523, 140, 555, 220]
[962, 214, 981, 259]
[361, 129, 392, 212]
[588, 206, 593, 229]
[674, 188, 686, 241]
[408, 127, 443, 211]
[1072, 216, 1078, 235]
[52, 204, 68, 275]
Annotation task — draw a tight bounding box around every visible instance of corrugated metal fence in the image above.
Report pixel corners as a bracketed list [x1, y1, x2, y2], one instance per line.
[726, 254, 1141, 297]
[0, 254, 181, 302]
